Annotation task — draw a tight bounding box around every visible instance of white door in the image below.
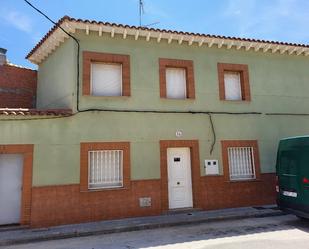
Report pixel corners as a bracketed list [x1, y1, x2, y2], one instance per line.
[167, 147, 193, 209]
[0, 154, 23, 225]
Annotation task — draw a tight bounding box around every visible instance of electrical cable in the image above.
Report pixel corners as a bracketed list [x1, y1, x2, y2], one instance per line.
[265, 113, 309, 116]
[76, 109, 262, 115]
[23, 0, 81, 112]
[208, 114, 216, 155]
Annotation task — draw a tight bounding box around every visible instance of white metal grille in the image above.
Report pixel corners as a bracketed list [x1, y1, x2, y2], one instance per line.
[88, 150, 123, 189]
[227, 147, 256, 180]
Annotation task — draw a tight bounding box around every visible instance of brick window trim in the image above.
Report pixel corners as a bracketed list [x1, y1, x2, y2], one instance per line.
[217, 63, 251, 101]
[0, 144, 33, 225]
[159, 58, 195, 99]
[160, 140, 202, 211]
[80, 142, 130, 192]
[221, 140, 261, 182]
[83, 51, 130, 96]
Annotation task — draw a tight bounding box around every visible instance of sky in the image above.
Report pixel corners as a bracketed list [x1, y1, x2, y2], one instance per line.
[1, 0, 309, 69]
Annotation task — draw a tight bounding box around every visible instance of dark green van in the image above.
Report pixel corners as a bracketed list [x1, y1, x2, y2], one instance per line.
[276, 136, 309, 218]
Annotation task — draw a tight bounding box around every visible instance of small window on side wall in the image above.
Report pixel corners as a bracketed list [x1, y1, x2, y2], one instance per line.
[83, 51, 130, 97]
[218, 63, 250, 101]
[91, 63, 122, 96]
[159, 58, 195, 99]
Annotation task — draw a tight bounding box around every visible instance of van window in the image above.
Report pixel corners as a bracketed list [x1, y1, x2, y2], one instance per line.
[280, 150, 298, 175]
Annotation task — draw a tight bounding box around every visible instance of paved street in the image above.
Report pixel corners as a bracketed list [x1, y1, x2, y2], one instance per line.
[3, 214, 309, 249]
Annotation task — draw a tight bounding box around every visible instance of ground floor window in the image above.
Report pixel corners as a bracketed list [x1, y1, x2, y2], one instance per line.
[221, 140, 261, 181]
[80, 142, 130, 191]
[227, 146, 255, 180]
[88, 150, 123, 189]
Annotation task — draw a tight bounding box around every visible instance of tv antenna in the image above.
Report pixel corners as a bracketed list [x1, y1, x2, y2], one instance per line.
[139, 0, 144, 26]
[139, 0, 160, 27]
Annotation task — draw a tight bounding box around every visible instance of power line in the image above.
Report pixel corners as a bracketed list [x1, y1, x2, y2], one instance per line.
[23, 0, 81, 112]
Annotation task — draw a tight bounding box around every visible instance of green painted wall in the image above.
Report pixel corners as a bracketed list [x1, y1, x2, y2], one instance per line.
[37, 39, 76, 109]
[76, 31, 309, 113]
[1, 113, 309, 186]
[37, 31, 309, 113]
[1, 30, 309, 186]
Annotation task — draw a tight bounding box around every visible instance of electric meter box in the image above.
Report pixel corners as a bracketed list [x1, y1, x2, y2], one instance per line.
[204, 159, 219, 175]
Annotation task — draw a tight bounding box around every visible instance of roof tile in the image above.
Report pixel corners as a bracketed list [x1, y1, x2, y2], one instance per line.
[0, 108, 73, 116]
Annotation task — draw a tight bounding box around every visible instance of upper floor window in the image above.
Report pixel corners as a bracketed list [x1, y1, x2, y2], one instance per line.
[159, 58, 195, 99]
[91, 63, 122, 96]
[83, 51, 130, 97]
[224, 71, 242, 100]
[166, 67, 187, 99]
[217, 63, 251, 101]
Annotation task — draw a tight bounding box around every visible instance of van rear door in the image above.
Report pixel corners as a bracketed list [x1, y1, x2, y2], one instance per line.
[299, 146, 309, 205]
[278, 149, 300, 201]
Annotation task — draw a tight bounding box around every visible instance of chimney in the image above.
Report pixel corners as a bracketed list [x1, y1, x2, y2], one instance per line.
[0, 48, 7, 66]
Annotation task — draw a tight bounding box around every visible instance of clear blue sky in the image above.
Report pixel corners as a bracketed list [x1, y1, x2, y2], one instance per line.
[1, 0, 309, 69]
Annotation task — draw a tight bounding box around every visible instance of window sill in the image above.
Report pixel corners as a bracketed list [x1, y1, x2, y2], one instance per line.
[80, 186, 130, 193]
[202, 174, 222, 177]
[161, 97, 195, 101]
[226, 178, 261, 183]
[221, 99, 251, 103]
[83, 95, 130, 99]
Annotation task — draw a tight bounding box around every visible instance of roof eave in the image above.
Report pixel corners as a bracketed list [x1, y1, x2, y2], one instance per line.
[27, 16, 309, 65]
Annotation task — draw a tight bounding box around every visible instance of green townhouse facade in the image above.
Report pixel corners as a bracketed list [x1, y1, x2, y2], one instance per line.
[1, 16, 309, 227]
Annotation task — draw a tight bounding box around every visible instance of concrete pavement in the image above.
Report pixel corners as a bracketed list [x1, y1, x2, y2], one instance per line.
[3, 213, 306, 249]
[0, 205, 283, 247]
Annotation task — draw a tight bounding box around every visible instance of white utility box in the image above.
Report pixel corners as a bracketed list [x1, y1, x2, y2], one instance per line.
[204, 159, 219, 175]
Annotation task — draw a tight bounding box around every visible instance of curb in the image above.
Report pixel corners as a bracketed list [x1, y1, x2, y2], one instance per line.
[0, 210, 285, 246]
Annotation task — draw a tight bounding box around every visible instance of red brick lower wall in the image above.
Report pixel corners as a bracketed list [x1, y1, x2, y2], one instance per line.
[30, 180, 161, 227]
[201, 173, 276, 210]
[30, 174, 276, 227]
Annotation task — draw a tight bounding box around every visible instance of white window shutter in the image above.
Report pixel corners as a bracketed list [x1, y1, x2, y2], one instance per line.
[224, 72, 242, 100]
[91, 63, 122, 96]
[166, 68, 187, 99]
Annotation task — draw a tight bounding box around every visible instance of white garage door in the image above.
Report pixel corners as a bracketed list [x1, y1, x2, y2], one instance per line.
[0, 154, 23, 225]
